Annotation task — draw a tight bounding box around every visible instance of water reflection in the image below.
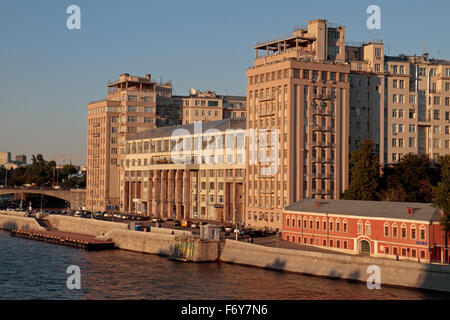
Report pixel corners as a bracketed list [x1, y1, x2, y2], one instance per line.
[0, 231, 449, 300]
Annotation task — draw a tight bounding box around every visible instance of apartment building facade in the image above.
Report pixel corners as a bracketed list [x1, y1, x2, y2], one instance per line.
[120, 118, 246, 223]
[245, 19, 350, 231]
[347, 43, 450, 163]
[87, 74, 158, 212]
[87, 74, 246, 212]
[180, 90, 246, 125]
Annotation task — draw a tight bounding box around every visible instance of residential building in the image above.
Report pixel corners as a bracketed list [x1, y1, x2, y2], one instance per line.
[120, 118, 246, 223]
[347, 43, 450, 163]
[87, 74, 246, 213]
[245, 19, 350, 231]
[282, 199, 449, 263]
[0, 152, 11, 166]
[180, 90, 246, 125]
[14, 155, 27, 165]
[87, 73, 158, 212]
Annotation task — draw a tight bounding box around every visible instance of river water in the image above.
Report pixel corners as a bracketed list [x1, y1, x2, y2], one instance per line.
[0, 230, 448, 300]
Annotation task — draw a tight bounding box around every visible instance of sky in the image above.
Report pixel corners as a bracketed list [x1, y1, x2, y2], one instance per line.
[0, 0, 449, 165]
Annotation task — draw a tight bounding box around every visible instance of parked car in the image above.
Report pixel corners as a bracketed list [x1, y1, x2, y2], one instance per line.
[113, 213, 122, 219]
[152, 217, 163, 223]
[191, 222, 199, 228]
[181, 220, 193, 227]
[174, 220, 181, 227]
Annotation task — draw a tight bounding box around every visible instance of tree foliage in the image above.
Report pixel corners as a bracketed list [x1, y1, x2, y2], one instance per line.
[342, 139, 380, 200]
[5, 155, 84, 189]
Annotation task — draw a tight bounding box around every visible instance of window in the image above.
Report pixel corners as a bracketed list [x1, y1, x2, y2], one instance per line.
[420, 226, 426, 240]
[411, 226, 416, 240]
[357, 221, 363, 235]
[384, 223, 389, 237]
[434, 110, 440, 120]
[392, 225, 398, 238]
[365, 221, 371, 236]
[343, 221, 348, 233]
[401, 225, 407, 239]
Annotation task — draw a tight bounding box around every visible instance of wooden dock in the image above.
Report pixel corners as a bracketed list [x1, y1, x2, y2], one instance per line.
[11, 229, 115, 251]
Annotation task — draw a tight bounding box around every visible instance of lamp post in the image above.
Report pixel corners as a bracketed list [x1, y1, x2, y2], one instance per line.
[235, 207, 238, 241]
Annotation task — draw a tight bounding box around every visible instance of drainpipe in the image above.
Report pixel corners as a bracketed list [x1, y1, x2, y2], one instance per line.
[428, 222, 431, 264]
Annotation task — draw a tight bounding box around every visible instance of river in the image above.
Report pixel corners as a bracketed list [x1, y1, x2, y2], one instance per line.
[0, 230, 448, 300]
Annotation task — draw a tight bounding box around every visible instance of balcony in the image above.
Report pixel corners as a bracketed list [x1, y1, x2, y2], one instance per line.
[312, 125, 333, 132]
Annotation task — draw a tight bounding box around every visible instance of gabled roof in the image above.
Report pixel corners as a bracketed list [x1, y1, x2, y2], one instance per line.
[285, 199, 440, 222]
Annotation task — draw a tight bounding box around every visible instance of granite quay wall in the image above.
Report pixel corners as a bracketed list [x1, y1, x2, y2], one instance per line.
[47, 215, 129, 236]
[102, 229, 219, 262]
[219, 239, 450, 293]
[0, 214, 46, 231]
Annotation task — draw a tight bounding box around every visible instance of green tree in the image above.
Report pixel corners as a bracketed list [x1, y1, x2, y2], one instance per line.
[342, 139, 380, 200]
[432, 155, 450, 263]
[379, 154, 437, 202]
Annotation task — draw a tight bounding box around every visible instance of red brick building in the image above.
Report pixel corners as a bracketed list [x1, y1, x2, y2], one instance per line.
[282, 199, 449, 263]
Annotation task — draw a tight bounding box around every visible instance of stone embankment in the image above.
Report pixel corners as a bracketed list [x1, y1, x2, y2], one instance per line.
[219, 239, 450, 293]
[2, 211, 449, 292]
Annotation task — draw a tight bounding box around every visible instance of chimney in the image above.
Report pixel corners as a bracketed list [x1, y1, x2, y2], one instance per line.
[315, 201, 320, 208]
[145, 74, 151, 80]
[407, 207, 413, 215]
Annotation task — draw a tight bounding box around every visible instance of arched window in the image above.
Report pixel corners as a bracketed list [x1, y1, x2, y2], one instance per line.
[392, 223, 398, 238]
[336, 218, 341, 232]
[410, 224, 417, 240]
[329, 218, 334, 231]
[401, 223, 407, 239]
[343, 219, 348, 233]
[303, 217, 308, 229]
[322, 218, 327, 231]
[384, 222, 389, 237]
[357, 220, 363, 235]
[420, 225, 426, 240]
[292, 218, 296, 228]
[309, 217, 314, 229]
[365, 221, 371, 235]
[316, 218, 321, 230]
[286, 215, 290, 227]
[298, 217, 302, 229]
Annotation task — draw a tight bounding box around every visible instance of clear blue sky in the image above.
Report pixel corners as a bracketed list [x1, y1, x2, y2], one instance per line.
[1, 0, 449, 165]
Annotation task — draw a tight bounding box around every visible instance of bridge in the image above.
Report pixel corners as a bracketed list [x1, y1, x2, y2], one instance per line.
[0, 188, 86, 210]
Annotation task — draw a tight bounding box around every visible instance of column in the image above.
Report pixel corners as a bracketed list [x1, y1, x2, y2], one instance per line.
[175, 170, 183, 220]
[167, 170, 175, 219]
[147, 171, 153, 217]
[183, 170, 191, 219]
[153, 170, 161, 218]
[161, 170, 168, 218]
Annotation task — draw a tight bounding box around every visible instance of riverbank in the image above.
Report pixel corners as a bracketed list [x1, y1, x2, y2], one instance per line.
[2, 212, 450, 293]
